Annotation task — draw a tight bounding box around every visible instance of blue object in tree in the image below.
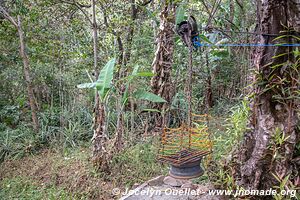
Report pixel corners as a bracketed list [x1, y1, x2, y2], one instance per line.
[192, 35, 201, 48]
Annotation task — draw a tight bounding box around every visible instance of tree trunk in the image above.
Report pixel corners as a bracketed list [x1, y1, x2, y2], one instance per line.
[91, 0, 109, 171]
[233, 0, 300, 191]
[92, 101, 110, 171]
[92, 0, 98, 77]
[123, 0, 137, 67]
[151, 0, 176, 129]
[205, 76, 213, 108]
[226, 0, 235, 30]
[114, 0, 138, 151]
[17, 16, 39, 133]
[205, 54, 213, 109]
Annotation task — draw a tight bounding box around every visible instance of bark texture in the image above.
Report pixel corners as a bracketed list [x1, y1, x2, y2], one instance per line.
[123, 0, 137, 67]
[233, 0, 300, 191]
[92, 102, 110, 171]
[0, 7, 39, 133]
[114, 0, 138, 151]
[17, 16, 39, 133]
[151, 1, 176, 128]
[91, 0, 110, 171]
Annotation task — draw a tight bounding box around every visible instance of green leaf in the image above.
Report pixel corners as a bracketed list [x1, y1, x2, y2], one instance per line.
[122, 65, 140, 105]
[271, 63, 285, 69]
[211, 49, 229, 58]
[176, 5, 186, 25]
[293, 48, 300, 57]
[131, 64, 140, 76]
[140, 6, 159, 25]
[136, 72, 155, 77]
[199, 34, 212, 44]
[141, 108, 161, 113]
[272, 52, 289, 59]
[273, 35, 300, 41]
[77, 82, 96, 89]
[133, 90, 167, 103]
[281, 174, 290, 188]
[97, 58, 116, 99]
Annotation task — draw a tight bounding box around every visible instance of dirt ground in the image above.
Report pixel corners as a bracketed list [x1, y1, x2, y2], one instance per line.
[0, 149, 119, 200]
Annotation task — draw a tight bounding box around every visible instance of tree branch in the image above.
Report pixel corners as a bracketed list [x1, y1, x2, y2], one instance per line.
[60, 0, 92, 25]
[199, 0, 214, 26]
[0, 6, 18, 28]
[209, 0, 222, 26]
[99, 3, 118, 36]
[235, 0, 244, 10]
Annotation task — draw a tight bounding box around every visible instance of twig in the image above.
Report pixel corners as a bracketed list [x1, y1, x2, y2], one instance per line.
[60, 0, 92, 25]
[0, 6, 18, 28]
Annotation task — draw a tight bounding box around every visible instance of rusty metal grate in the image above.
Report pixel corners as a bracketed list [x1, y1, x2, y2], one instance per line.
[158, 114, 212, 167]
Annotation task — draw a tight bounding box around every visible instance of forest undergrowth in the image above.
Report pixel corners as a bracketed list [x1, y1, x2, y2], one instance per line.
[0, 100, 248, 199]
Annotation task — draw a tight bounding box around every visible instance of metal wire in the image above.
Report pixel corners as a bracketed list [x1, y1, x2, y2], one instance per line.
[198, 43, 300, 47]
[158, 115, 212, 167]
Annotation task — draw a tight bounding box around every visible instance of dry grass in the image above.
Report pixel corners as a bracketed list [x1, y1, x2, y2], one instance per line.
[0, 137, 167, 199]
[0, 148, 116, 199]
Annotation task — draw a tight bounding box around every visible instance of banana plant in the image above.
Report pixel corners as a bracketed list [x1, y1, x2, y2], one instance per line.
[77, 58, 116, 101]
[77, 58, 167, 104]
[122, 64, 167, 106]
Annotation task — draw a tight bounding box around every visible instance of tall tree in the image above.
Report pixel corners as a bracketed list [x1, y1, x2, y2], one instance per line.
[151, 0, 176, 129]
[90, 0, 111, 171]
[114, 0, 138, 151]
[0, 6, 39, 133]
[233, 0, 300, 190]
